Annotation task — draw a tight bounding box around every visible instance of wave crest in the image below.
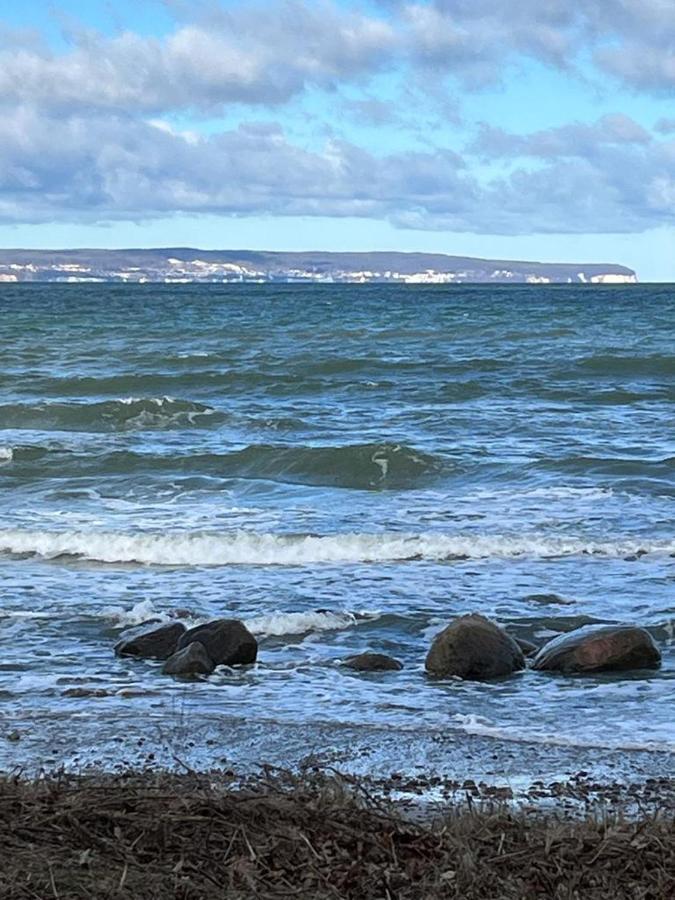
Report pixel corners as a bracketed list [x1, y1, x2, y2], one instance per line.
[0, 529, 673, 567]
[4, 441, 446, 490]
[0, 397, 217, 432]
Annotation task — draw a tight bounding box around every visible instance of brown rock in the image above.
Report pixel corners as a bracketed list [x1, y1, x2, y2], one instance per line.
[342, 653, 403, 672]
[114, 622, 186, 660]
[532, 625, 661, 674]
[425, 614, 525, 680]
[62, 688, 111, 698]
[163, 642, 215, 677]
[176, 619, 257, 666]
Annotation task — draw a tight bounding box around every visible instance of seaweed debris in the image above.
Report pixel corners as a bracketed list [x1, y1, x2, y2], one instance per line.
[0, 770, 672, 898]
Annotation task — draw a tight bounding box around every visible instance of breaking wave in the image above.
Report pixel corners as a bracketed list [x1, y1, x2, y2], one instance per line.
[1, 528, 673, 567]
[102, 599, 370, 636]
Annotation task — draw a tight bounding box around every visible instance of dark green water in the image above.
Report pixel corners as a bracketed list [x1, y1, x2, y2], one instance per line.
[0, 283, 673, 767]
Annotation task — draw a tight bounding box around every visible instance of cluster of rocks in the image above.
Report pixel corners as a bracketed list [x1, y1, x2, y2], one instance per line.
[115, 619, 257, 676]
[114, 613, 662, 681]
[424, 614, 661, 679]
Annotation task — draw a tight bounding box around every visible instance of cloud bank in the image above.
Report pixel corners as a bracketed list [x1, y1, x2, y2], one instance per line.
[0, 1, 673, 235]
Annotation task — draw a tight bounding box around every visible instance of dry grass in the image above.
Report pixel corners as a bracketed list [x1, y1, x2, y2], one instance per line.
[0, 770, 672, 899]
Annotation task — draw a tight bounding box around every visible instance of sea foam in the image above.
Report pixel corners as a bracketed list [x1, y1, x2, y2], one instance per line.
[103, 599, 366, 636]
[0, 528, 673, 567]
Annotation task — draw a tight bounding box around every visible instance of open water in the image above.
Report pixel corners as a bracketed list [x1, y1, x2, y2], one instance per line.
[0, 284, 673, 771]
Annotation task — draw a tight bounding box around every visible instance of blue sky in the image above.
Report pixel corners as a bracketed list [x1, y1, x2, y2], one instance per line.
[0, 0, 673, 279]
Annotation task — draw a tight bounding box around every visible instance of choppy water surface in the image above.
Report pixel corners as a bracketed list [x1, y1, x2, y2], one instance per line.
[0, 284, 673, 765]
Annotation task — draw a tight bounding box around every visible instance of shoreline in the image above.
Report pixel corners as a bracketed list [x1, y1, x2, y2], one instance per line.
[3, 713, 674, 816]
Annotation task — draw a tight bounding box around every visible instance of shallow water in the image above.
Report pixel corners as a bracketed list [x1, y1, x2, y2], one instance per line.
[0, 283, 673, 768]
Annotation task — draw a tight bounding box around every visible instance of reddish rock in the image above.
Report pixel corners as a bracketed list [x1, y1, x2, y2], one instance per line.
[532, 625, 661, 674]
[342, 653, 403, 672]
[425, 614, 525, 680]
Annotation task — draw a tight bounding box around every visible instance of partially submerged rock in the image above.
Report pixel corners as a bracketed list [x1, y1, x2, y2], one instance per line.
[176, 619, 257, 667]
[163, 642, 215, 677]
[114, 622, 186, 660]
[425, 614, 525, 680]
[342, 653, 403, 672]
[62, 688, 111, 698]
[532, 625, 661, 674]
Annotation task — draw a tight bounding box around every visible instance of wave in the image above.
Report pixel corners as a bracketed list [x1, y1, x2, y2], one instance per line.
[1, 528, 673, 567]
[102, 599, 371, 636]
[576, 353, 675, 378]
[246, 610, 366, 636]
[0, 397, 219, 432]
[5, 441, 445, 490]
[16, 370, 350, 398]
[451, 714, 675, 753]
[535, 454, 675, 478]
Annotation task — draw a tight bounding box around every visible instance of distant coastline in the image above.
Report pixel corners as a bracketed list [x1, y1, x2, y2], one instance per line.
[0, 248, 637, 284]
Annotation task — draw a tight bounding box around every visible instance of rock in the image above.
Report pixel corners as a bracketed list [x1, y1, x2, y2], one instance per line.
[624, 550, 648, 562]
[425, 614, 525, 680]
[163, 642, 215, 677]
[62, 688, 111, 698]
[114, 622, 186, 660]
[342, 653, 403, 672]
[532, 624, 661, 674]
[176, 619, 257, 666]
[524, 593, 574, 606]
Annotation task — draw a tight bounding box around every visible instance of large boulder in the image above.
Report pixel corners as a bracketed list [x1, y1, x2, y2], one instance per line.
[115, 622, 186, 660]
[176, 619, 257, 666]
[163, 642, 215, 677]
[342, 652, 403, 672]
[425, 614, 525, 680]
[532, 625, 661, 674]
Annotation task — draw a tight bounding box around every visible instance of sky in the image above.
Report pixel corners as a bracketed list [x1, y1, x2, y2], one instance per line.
[0, 1, 674, 279]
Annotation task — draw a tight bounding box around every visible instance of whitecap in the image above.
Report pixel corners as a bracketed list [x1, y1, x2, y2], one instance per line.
[0, 528, 672, 567]
[102, 599, 167, 626]
[245, 610, 361, 636]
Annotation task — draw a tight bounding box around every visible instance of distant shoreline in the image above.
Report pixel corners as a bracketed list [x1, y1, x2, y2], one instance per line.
[0, 247, 637, 284]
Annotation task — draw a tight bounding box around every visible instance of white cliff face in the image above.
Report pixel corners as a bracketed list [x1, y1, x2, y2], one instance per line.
[0, 251, 639, 284]
[590, 273, 638, 284]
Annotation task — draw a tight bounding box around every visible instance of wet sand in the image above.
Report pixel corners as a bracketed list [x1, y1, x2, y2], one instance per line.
[3, 713, 673, 815]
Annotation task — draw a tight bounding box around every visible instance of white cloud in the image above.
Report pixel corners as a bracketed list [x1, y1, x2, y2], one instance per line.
[0, 3, 396, 113]
[0, 2, 673, 236]
[0, 0, 673, 118]
[0, 105, 673, 235]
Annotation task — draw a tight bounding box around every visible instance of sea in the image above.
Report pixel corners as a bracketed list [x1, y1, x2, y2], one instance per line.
[0, 283, 673, 778]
